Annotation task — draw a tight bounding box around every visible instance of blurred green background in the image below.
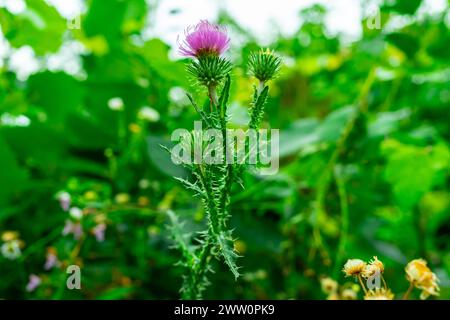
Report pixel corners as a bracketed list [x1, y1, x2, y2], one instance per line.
[0, 0, 449, 299]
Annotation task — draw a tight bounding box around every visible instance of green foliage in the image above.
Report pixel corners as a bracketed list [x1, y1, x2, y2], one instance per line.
[0, 0, 66, 55]
[382, 139, 450, 210]
[169, 68, 276, 297]
[0, 0, 449, 300]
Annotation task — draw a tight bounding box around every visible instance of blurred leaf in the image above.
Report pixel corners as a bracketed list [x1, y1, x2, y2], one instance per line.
[147, 136, 188, 178]
[317, 105, 356, 142]
[382, 139, 450, 210]
[0, 134, 28, 204]
[368, 108, 411, 137]
[279, 118, 319, 157]
[382, 0, 423, 15]
[27, 72, 84, 127]
[0, 0, 66, 55]
[385, 33, 420, 59]
[97, 287, 134, 299]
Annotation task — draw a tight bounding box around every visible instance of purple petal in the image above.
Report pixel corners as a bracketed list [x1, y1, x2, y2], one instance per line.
[178, 20, 230, 58]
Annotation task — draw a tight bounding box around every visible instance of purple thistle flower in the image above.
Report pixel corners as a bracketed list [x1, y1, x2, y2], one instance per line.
[178, 20, 230, 58]
[26, 274, 41, 292]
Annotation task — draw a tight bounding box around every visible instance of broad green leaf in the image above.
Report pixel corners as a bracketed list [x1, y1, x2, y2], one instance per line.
[0, 133, 28, 205]
[382, 139, 450, 210]
[0, 0, 66, 55]
[279, 118, 319, 157]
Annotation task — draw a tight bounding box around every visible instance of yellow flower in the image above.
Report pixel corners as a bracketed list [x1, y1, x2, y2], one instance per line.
[362, 256, 384, 278]
[364, 288, 394, 300]
[320, 277, 338, 294]
[115, 193, 130, 204]
[343, 259, 366, 277]
[1, 231, 19, 242]
[341, 288, 358, 300]
[405, 259, 440, 300]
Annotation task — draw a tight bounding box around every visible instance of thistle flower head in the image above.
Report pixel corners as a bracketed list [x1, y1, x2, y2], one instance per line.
[405, 259, 440, 300]
[343, 259, 366, 277]
[364, 288, 394, 300]
[248, 48, 282, 82]
[178, 20, 230, 58]
[362, 256, 385, 278]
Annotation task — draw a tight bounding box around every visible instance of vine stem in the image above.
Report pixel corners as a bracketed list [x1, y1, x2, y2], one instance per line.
[333, 166, 349, 278]
[310, 67, 377, 264]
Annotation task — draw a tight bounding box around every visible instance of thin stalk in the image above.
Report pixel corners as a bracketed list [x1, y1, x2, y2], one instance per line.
[333, 166, 349, 279]
[358, 274, 368, 295]
[402, 283, 414, 300]
[310, 67, 377, 263]
[257, 80, 265, 94]
[381, 275, 388, 290]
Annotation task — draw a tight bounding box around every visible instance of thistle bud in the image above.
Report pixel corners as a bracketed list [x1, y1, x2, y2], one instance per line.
[248, 49, 282, 83]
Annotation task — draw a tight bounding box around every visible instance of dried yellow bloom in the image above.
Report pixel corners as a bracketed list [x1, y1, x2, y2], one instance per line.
[320, 277, 338, 294]
[326, 293, 340, 300]
[341, 288, 358, 300]
[362, 256, 385, 278]
[364, 288, 394, 300]
[405, 259, 440, 300]
[343, 259, 366, 277]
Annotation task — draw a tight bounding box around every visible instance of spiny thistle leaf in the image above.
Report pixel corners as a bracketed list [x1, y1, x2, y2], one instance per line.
[186, 92, 212, 127]
[216, 231, 240, 279]
[218, 74, 231, 118]
[174, 177, 205, 197]
[249, 85, 269, 129]
[160, 143, 194, 171]
[166, 210, 196, 264]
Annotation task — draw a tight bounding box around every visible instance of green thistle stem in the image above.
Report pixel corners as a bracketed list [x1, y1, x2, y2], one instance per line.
[173, 50, 281, 299]
[208, 84, 219, 109]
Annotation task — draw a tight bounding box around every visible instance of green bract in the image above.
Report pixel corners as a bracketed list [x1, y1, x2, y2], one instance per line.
[248, 49, 282, 82]
[186, 55, 233, 87]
